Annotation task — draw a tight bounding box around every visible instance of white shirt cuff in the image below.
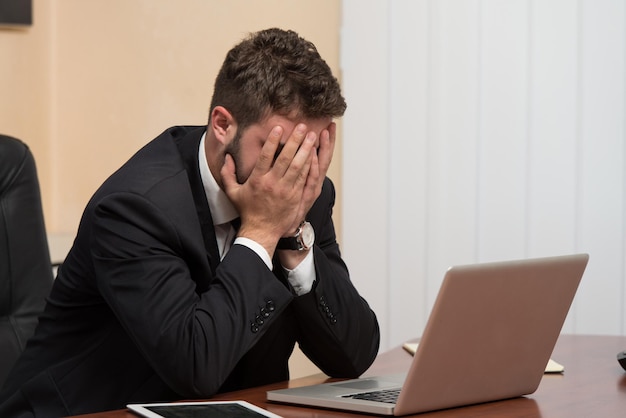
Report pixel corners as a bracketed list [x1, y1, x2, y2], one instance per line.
[283, 248, 316, 296]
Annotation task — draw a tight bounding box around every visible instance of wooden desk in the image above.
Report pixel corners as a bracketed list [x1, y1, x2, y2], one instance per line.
[71, 334, 626, 417]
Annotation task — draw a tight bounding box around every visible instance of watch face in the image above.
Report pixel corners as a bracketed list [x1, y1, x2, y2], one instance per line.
[277, 221, 315, 251]
[300, 222, 315, 249]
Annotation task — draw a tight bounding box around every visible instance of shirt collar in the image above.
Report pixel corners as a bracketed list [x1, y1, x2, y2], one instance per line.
[198, 132, 238, 226]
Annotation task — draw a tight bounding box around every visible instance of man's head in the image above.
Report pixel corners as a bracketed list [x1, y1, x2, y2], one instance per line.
[207, 28, 345, 185]
[209, 28, 346, 133]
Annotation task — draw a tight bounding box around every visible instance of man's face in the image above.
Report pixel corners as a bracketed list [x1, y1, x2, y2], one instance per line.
[225, 113, 332, 184]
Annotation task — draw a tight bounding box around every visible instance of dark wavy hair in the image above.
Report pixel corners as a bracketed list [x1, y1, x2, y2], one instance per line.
[209, 28, 347, 131]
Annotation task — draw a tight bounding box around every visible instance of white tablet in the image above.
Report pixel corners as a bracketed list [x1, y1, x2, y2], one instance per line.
[127, 400, 283, 418]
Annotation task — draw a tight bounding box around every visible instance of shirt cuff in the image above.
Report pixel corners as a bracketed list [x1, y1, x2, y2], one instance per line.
[233, 237, 273, 270]
[283, 248, 316, 296]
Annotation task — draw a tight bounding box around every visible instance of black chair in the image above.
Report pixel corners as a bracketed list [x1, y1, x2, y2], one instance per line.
[0, 135, 53, 388]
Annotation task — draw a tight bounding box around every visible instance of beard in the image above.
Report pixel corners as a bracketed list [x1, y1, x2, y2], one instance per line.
[224, 130, 244, 184]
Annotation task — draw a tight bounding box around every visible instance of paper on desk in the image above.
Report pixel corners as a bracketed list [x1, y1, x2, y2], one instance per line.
[402, 343, 564, 374]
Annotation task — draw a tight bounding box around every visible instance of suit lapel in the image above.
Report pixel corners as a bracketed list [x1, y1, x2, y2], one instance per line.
[174, 128, 221, 276]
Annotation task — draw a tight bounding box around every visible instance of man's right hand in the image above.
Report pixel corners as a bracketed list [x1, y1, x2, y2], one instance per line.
[220, 123, 318, 257]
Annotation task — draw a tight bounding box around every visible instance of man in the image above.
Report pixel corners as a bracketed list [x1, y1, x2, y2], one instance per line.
[0, 28, 380, 417]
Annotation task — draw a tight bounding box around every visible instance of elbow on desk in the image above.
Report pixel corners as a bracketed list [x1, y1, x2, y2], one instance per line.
[308, 321, 381, 379]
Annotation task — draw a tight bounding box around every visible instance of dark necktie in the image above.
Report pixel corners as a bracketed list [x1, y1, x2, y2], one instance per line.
[231, 217, 241, 233]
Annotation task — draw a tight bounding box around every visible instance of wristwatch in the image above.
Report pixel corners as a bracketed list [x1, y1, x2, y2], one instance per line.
[277, 221, 315, 251]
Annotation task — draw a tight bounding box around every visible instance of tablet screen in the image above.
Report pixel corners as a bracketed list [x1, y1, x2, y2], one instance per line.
[127, 401, 282, 418]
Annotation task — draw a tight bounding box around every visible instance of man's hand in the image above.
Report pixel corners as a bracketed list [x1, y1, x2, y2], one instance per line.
[276, 122, 336, 269]
[287, 122, 336, 235]
[221, 123, 319, 257]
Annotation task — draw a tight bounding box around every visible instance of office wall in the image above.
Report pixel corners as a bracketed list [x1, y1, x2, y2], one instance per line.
[0, 1, 53, 196]
[0, 0, 343, 236]
[342, 0, 626, 351]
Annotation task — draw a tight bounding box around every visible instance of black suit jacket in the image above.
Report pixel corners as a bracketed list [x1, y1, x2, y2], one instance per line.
[0, 126, 380, 417]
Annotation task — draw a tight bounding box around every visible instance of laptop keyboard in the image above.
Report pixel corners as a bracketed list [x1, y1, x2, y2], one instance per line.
[342, 388, 401, 404]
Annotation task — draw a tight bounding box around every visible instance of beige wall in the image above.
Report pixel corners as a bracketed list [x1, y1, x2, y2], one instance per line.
[0, 1, 54, 203]
[1, 0, 342, 236]
[1, 0, 341, 379]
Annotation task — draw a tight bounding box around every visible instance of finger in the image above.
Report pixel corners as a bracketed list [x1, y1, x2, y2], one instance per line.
[282, 131, 317, 184]
[295, 151, 321, 223]
[299, 148, 315, 185]
[271, 123, 308, 175]
[221, 153, 239, 195]
[317, 123, 336, 178]
[307, 147, 320, 185]
[254, 126, 284, 174]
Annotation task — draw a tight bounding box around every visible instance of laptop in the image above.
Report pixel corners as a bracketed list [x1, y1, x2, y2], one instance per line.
[267, 253, 588, 416]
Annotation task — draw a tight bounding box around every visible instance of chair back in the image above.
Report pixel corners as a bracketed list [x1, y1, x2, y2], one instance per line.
[0, 135, 53, 388]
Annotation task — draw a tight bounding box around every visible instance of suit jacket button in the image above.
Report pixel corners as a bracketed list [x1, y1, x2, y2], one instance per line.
[265, 300, 275, 312]
[255, 315, 264, 325]
[251, 323, 260, 333]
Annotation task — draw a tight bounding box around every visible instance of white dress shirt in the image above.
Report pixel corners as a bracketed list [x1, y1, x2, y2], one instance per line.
[198, 133, 315, 295]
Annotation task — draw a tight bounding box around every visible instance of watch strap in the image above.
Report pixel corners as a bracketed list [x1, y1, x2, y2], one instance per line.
[277, 221, 309, 251]
[277, 236, 301, 250]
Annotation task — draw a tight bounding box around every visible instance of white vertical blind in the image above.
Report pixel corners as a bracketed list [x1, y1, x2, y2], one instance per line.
[341, 0, 626, 351]
[340, 0, 391, 348]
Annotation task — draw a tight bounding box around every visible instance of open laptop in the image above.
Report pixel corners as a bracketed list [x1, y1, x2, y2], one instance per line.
[267, 253, 588, 416]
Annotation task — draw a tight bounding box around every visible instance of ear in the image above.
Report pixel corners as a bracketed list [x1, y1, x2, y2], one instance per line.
[210, 106, 236, 145]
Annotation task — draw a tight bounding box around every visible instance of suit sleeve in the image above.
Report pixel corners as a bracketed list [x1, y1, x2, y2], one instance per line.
[289, 178, 380, 377]
[90, 185, 294, 398]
